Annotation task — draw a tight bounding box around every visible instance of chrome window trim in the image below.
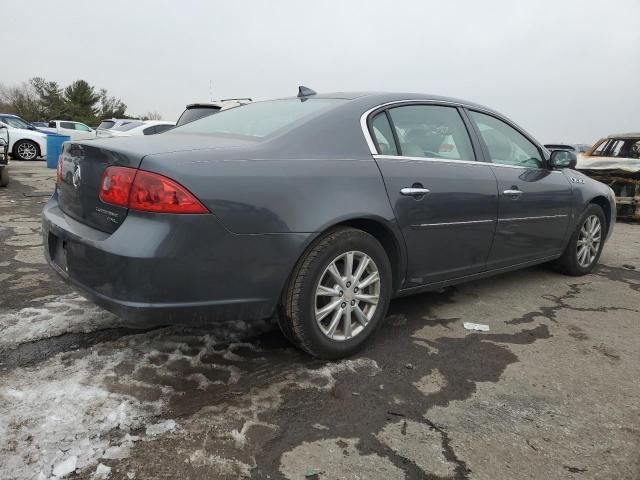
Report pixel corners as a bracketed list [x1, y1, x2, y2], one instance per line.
[373, 154, 480, 166]
[360, 99, 520, 156]
[498, 214, 568, 222]
[360, 100, 557, 173]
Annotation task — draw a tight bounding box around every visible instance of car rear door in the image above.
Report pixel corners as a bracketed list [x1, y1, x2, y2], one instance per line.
[369, 103, 498, 288]
[465, 109, 573, 269]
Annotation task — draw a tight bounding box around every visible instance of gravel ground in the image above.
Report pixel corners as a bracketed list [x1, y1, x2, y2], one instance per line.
[1, 160, 639, 480]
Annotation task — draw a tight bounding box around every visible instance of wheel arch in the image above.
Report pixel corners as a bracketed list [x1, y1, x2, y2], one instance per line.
[588, 195, 612, 235]
[287, 215, 407, 295]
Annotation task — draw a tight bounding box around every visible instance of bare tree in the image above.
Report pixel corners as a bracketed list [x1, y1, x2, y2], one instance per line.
[141, 111, 163, 121]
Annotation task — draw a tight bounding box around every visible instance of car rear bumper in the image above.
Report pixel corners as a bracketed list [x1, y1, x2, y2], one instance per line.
[42, 195, 307, 325]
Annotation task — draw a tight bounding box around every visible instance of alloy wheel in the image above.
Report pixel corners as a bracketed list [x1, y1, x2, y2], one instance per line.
[17, 142, 37, 160]
[576, 214, 601, 268]
[314, 250, 381, 341]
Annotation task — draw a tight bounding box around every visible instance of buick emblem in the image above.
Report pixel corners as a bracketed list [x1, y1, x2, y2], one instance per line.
[72, 165, 82, 189]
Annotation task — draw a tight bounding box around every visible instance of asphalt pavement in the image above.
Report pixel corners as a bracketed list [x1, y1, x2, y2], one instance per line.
[1, 161, 638, 480]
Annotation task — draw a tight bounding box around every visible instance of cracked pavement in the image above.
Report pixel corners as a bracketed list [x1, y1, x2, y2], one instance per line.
[1, 161, 639, 479]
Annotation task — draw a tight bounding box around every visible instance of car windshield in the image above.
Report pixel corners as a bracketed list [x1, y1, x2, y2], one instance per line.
[1, 116, 31, 129]
[113, 121, 144, 132]
[98, 120, 116, 130]
[173, 98, 346, 138]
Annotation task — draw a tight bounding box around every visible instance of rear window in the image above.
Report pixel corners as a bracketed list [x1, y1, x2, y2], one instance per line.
[98, 120, 115, 130]
[174, 99, 346, 138]
[176, 106, 221, 127]
[113, 121, 144, 132]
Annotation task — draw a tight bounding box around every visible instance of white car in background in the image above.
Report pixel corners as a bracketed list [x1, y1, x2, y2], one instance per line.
[0, 114, 48, 161]
[96, 118, 140, 137]
[40, 120, 96, 140]
[100, 120, 175, 137]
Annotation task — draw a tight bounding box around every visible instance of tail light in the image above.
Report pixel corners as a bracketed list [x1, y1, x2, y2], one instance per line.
[99, 166, 208, 214]
[56, 155, 63, 185]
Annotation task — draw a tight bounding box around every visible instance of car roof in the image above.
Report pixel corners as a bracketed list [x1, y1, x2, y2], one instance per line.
[606, 132, 640, 139]
[273, 91, 502, 115]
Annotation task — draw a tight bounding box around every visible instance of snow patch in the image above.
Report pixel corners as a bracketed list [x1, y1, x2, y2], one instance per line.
[188, 450, 252, 478]
[0, 294, 122, 349]
[93, 463, 112, 479]
[145, 419, 177, 436]
[52, 456, 77, 478]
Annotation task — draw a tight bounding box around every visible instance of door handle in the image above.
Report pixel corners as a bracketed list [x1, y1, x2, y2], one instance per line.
[400, 187, 430, 197]
[503, 189, 522, 197]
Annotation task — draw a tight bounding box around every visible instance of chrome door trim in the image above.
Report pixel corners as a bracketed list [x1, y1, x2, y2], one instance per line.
[498, 214, 569, 222]
[411, 219, 495, 229]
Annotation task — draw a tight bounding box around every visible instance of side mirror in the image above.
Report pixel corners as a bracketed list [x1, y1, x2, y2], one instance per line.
[550, 149, 577, 169]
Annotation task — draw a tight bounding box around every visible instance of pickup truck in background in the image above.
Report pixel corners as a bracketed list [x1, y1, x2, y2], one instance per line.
[40, 120, 96, 140]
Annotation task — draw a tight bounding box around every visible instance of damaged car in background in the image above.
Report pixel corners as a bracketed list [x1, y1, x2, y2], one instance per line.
[577, 133, 640, 220]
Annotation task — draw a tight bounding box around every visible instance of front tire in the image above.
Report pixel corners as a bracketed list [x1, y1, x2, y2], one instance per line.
[279, 227, 392, 359]
[554, 204, 606, 276]
[13, 140, 40, 161]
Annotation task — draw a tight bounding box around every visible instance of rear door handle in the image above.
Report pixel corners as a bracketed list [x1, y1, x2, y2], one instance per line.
[400, 187, 430, 196]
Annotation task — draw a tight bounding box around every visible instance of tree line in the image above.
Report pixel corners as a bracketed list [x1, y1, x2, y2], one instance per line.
[0, 78, 161, 126]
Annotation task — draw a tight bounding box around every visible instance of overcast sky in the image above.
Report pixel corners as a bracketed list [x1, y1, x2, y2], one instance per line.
[3, 0, 639, 143]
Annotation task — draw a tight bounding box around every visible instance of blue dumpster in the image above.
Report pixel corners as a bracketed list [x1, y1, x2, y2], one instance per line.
[46, 134, 70, 169]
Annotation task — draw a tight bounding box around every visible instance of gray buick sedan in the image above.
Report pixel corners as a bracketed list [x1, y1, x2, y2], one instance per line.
[43, 89, 616, 358]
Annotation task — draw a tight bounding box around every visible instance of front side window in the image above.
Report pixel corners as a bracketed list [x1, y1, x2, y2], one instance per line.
[98, 120, 115, 130]
[371, 112, 398, 155]
[387, 105, 474, 161]
[76, 123, 92, 132]
[143, 126, 157, 135]
[469, 111, 543, 168]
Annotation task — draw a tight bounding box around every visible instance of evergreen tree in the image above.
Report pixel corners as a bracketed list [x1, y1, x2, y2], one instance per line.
[63, 80, 101, 124]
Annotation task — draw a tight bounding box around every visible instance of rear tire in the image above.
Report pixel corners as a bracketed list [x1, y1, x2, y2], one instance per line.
[279, 227, 392, 359]
[13, 140, 40, 161]
[553, 204, 606, 276]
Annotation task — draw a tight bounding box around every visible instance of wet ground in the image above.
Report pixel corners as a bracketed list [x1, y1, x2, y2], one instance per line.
[1, 160, 639, 480]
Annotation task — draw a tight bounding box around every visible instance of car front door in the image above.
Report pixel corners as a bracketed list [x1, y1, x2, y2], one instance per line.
[370, 104, 498, 288]
[466, 109, 573, 269]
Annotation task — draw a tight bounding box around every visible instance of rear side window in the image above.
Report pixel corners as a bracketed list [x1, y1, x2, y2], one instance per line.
[174, 99, 346, 139]
[60, 122, 76, 130]
[154, 124, 173, 134]
[387, 105, 474, 160]
[143, 126, 157, 135]
[371, 113, 398, 155]
[114, 121, 144, 132]
[76, 123, 92, 132]
[469, 111, 542, 168]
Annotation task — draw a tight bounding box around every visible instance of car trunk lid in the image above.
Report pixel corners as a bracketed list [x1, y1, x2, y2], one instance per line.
[56, 134, 258, 234]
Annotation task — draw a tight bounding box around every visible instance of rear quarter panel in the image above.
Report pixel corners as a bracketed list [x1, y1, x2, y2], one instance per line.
[140, 152, 398, 235]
